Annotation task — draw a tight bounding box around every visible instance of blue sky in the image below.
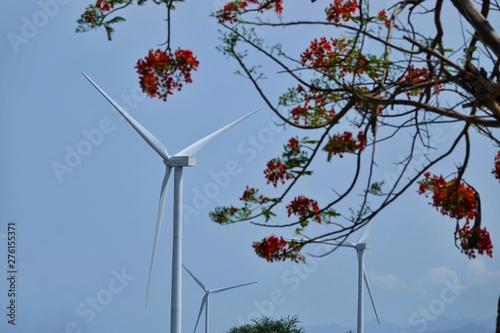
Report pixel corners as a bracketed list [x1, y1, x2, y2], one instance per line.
[1, 1, 499, 333]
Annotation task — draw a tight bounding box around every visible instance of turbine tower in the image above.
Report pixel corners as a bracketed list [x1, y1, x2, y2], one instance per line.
[183, 265, 257, 333]
[82, 73, 260, 333]
[324, 223, 380, 333]
[291, 223, 380, 333]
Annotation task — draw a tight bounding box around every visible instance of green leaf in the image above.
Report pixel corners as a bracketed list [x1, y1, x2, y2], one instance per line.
[104, 24, 114, 41]
[262, 208, 276, 221]
[106, 16, 126, 25]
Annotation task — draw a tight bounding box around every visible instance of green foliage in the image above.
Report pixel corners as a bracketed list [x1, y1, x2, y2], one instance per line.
[227, 315, 304, 333]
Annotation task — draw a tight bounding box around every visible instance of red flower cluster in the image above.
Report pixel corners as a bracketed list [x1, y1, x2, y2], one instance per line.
[264, 158, 291, 187]
[289, 85, 337, 126]
[323, 131, 366, 159]
[377, 9, 397, 28]
[300, 37, 375, 80]
[456, 221, 493, 258]
[492, 151, 500, 181]
[96, 0, 114, 11]
[286, 195, 321, 223]
[286, 137, 300, 154]
[240, 186, 268, 203]
[135, 48, 199, 101]
[252, 235, 302, 262]
[404, 65, 441, 98]
[418, 173, 476, 220]
[301, 37, 349, 69]
[217, 0, 284, 23]
[326, 0, 359, 23]
[418, 172, 493, 258]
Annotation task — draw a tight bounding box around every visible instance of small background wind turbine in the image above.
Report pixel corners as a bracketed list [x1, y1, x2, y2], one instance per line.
[183, 265, 257, 333]
[83, 73, 260, 333]
[291, 222, 380, 333]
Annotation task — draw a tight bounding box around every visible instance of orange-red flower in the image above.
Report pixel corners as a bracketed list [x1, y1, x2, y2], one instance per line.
[418, 172, 493, 258]
[252, 235, 302, 262]
[418, 173, 476, 220]
[456, 221, 493, 258]
[264, 158, 291, 187]
[323, 131, 366, 159]
[135, 48, 199, 101]
[217, 0, 284, 23]
[96, 0, 113, 12]
[326, 0, 359, 23]
[286, 195, 321, 223]
[404, 65, 441, 98]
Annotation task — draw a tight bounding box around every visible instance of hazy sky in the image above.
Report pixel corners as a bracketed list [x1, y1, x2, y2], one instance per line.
[1, 1, 499, 333]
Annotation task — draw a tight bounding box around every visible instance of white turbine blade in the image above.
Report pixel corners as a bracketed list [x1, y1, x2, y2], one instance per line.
[193, 295, 208, 333]
[285, 237, 356, 248]
[82, 72, 171, 161]
[174, 108, 261, 157]
[183, 265, 208, 291]
[145, 166, 172, 305]
[363, 267, 380, 324]
[357, 221, 374, 243]
[323, 240, 356, 248]
[211, 281, 257, 294]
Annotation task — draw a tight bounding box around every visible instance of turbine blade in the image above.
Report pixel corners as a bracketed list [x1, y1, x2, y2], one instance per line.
[82, 72, 170, 161]
[183, 265, 207, 291]
[193, 295, 208, 333]
[363, 267, 380, 324]
[357, 221, 374, 243]
[174, 108, 261, 157]
[284, 237, 356, 248]
[145, 166, 172, 305]
[211, 281, 257, 294]
[324, 240, 356, 248]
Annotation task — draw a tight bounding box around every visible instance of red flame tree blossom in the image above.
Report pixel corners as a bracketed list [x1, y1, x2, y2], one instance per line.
[418, 173, 493, 258]
[252, 235, 302, 263]
[210, 0, 500, 262]
[77, 0, 199, 101]
[135, 49, 199, 101]
[78, 0, 500, 262]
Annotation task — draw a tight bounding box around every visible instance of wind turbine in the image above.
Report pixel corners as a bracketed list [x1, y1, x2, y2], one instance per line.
[82, 73, 260, 333]
[183, 265, 257, 333]
[292, 223, 380, 333]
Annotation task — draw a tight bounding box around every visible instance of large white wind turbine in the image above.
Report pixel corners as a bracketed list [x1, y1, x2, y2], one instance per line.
[183, 265, 257, 333]
[82, 73, 260, 333]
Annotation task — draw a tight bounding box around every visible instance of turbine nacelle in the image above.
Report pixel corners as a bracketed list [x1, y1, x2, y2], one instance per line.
[166, 156, 196, 167]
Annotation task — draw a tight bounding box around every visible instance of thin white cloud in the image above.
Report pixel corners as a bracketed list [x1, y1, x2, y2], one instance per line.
[421, 266, 459, 286]
[368, 271, 408, 291]
[468, 259, 500, 282]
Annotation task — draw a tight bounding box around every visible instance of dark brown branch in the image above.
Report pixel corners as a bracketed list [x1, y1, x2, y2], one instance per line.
[451, 0, 500, 58]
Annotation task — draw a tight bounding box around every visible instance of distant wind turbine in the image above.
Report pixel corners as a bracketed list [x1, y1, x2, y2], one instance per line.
[183, 265, 257, 333]
[82, 72, 260, 333]
[291, 223, 380, 333]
